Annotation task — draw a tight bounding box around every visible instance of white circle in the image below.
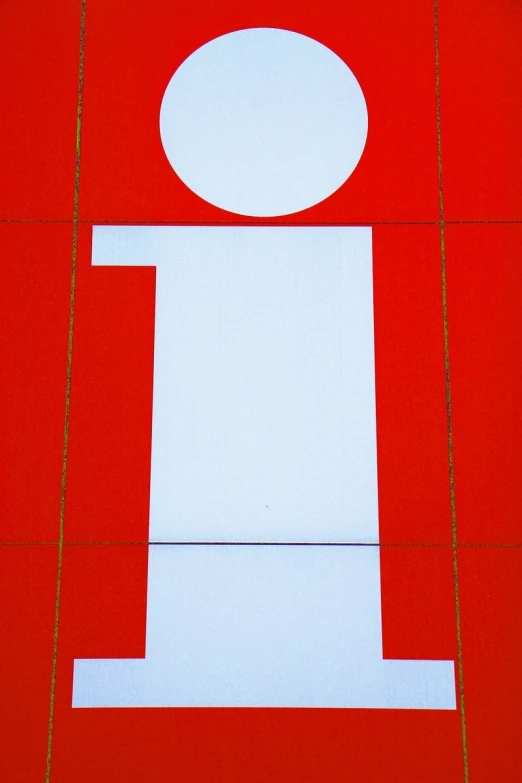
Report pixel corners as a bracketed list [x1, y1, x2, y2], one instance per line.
[160, 28, 368, 217]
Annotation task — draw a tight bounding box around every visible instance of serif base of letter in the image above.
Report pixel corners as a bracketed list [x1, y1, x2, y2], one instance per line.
[73, 546, 456, 709]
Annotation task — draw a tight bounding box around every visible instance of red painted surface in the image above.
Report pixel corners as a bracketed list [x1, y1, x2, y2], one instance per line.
[0, 0, 80, 219]
[458, 547, 522, 783]
[0, 547, 57, 782]
[1, 0, 521, 780]
[447, 225, 522, 545]
[64, 224, 452, 545]
[0, 224, 71, 542]
[78, 0, 440, 224]
[438, 0, 522, 221]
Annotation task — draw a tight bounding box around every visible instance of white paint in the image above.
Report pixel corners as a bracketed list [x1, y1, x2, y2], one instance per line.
[74, 545, 456, 709]
[91, 225, 378, 544]
[73, 30, 456, 709]
[160, 28, 368, 217]
[72, 225, 457, 709]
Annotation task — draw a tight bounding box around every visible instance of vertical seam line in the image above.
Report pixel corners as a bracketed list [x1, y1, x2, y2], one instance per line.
[433, 1, 469, 780]
[45, 1, 86, 780]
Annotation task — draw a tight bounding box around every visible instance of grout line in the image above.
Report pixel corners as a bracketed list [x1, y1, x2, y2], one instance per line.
[2, 218, 438, 226]
[65, 540, 438, 547]
[0, 541, 59, 547]
[2, 539, 520, 548]
[4, 540, 522, 550]
[434, 1, 469, 780]
[61, 540, 522, 548]
[444, 219, 522, 225]
[45, 2, 86, 781]
[59, 540, 522, 548]
[3, 217, 522, 226]
[2, 218, 72, 224]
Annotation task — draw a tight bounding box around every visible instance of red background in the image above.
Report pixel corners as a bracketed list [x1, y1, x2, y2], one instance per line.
[1, 0, 521, 781]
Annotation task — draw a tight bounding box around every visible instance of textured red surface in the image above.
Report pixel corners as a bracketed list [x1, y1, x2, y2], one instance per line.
[1, 0, 521, 781]
[78, 0, 440, 224]
[0, 547, 57, 783]
[0, 224, 71, 542]
[438, 0, 522, 221]
[0, 0, 80, 219]
[447, 225, 522, 545]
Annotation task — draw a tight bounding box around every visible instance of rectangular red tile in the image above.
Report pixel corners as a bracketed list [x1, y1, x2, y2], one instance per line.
[459, 546, 522, 782]
[64, 225, 154, 543]
[0, 223, 72, 542]
[438, 0, 522, 221]
[64, 225, 451, 545]
[49, 542, 464, 782]
[52, 706, 464, 783]
[0, 0, 80, 219]
[374, 225, 451, 545]
[380, 544, 457, 664]
[79, 0, 439, 224]
[0, 545, 57, 783]
[446, 224, 522, 544]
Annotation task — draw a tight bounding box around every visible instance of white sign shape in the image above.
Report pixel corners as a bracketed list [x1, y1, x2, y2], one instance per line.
[73, 28, 456, 709]
[160, 27, 368, 217]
